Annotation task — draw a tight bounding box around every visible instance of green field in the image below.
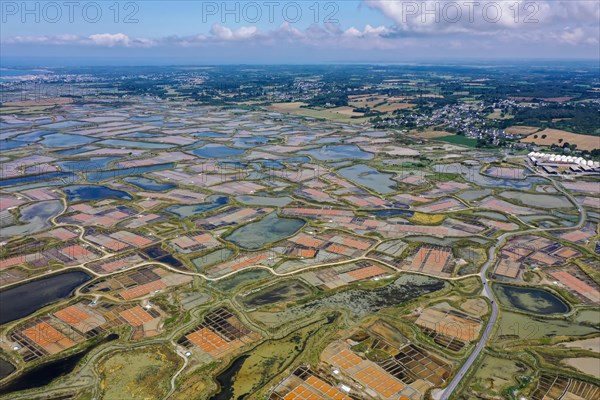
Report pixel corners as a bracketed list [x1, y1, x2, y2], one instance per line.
[436, 135, 479, 147]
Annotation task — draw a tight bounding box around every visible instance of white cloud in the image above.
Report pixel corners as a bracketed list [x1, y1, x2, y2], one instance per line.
[89, 33, 131, 47]
[2, 1, 598, 53]
[362, 0, 599, 36]
[209, 24, 258, 41]
[556, 27, 599, 46]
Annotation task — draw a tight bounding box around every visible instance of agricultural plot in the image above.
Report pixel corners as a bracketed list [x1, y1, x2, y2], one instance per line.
[556, 221, 597, 244]
[400, 246, 456, 278]
[84, 229, 156, 252]
[203, 252, 271, 278]
[11, 319, 80, 361]
[168, 232, 220, 254]
[530, 375, 600, 400]
[322, 338, 451, 400]
[521, 128, 600, 151]
[274, 231, 377, 273]
[0, 240, 100, 270]
[547, 266, 600, 304]
[414, 197, 466, 213]
[322, 342, 413, 399]
[82, 266, 192, 300]
[179, 308, 259, 358]
[87, 253, 145, 274]
[195, 207, 272, 230]
[300, 261, 392, 290]
[493, 235, 581, 279]
[269, 366, 352, 400]
[59, 203, 138, 228]
[420, 181, 470, 197]
[475, 197, 540, 215]
[412, 304, 483, 351]
[7, 299, 159, 362]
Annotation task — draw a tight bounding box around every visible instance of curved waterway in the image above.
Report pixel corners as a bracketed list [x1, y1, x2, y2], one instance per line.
[0, 334, 118, 395]
[209, 355, 249, 400]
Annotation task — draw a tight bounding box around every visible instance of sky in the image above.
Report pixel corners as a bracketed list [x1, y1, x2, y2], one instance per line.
[1, 0, 599, 65]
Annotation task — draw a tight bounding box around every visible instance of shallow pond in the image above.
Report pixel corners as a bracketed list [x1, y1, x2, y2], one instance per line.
[40, 120, 86, 129]
[368, 209, 412, 218]
[166, 195, 228, 218]
[458, 189, 492, 201]
[192, 248, 235, 272]
[191, 144, 246, 158]
[302, 145, 373, 161]
[1, 140, 30, 151]
[242, 280, 312, 308]
[13, 130, 56, 142]
[433, 163, 546, 189]
[499, 191, 573, 209]
[97, 139, 174, 149]
[123, 176, 176, 191]
[235, 195, 293, 207]
[192, 131, 229, 138]
[57, 157, 118, 172]
[40, 133, 96, 148]
[211, 269, 272, 292]
[233, 136, 271, 148]
[574, 309, 600, 325]
[0, 172, 75, 188]
[122, 132, 161, 138]
[86, 163, 175, 182]
[225, 213, 304, 250]
[497, 311, 598, 342]
[62, 185, 132, 202]
[1, 200, 63, 236]
[55, 146, 97, 155]
[473, 211, 509, 221]
[494, 284, 570, 315]
[129, 115, 163, 122]
[338, 164, 396, 194]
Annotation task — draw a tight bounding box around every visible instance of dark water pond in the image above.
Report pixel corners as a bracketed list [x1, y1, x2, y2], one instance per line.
[0, 358, 16, 381]
[0, 271, 92, 325]
[62, 185, 132, 202]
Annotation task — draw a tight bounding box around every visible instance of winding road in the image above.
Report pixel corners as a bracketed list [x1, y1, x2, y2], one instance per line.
[439, 173, 587, 400]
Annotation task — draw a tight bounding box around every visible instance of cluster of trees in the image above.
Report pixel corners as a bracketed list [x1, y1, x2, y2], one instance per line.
[505, 104, 600, 135]
[306, 91, 348, 107]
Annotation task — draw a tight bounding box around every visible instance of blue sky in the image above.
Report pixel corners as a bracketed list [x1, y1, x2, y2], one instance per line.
[2, 1, 599, 64]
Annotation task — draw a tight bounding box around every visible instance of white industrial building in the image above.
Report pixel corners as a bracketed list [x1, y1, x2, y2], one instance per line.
[527, 152, 600, 174]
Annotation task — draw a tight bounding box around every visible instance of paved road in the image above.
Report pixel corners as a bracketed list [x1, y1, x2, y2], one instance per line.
[439, 174, 586, 400]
